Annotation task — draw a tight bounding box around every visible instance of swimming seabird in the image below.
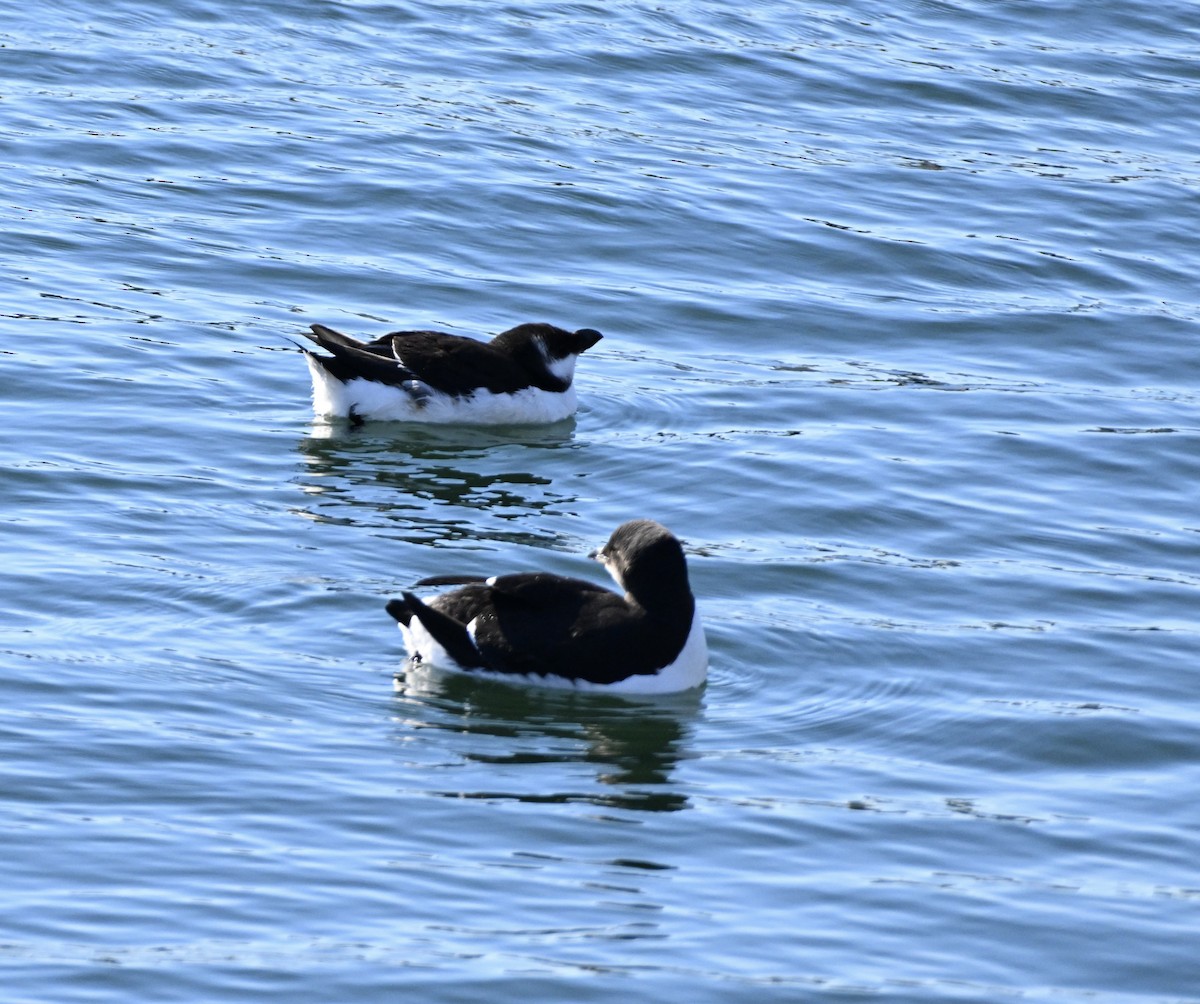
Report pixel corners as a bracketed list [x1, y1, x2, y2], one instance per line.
[386, 519, 708, 694]
[298, 321, 603, 424]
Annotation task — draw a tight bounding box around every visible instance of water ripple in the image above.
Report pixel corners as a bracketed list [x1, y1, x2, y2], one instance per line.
[7, 1, 1200, 1000]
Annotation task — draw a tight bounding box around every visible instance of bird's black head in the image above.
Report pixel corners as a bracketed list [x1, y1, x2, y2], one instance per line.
[493, 323, 603, 390]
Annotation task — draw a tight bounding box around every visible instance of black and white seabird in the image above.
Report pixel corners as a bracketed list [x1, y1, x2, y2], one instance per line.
[298, 321, 603, 424]
[386, 519, 708, 694]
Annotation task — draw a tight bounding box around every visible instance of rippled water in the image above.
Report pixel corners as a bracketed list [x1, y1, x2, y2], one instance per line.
[5, 1, 1200, 1000]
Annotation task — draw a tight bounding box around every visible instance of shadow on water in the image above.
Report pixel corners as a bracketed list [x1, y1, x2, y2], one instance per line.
[392, 668, 703, 813]
[291, 419, 584, 548]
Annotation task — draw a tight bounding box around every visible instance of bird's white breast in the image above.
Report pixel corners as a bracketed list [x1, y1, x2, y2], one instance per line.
[307, 359, 580, 424]
[588, 612, 708, 695]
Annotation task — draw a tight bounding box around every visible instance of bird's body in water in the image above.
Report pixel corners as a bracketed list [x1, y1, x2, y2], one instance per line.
[386, 520, 708, 695]
[298, 321, 602, 425]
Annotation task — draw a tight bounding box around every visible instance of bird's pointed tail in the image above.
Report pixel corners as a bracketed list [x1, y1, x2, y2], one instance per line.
[389, 593, 486, 669]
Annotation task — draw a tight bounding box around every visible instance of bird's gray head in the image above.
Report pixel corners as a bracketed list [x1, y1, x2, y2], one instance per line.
[590, 519, 691, 603]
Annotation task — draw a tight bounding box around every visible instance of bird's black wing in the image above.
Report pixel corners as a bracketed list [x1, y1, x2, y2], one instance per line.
[472, 573, 647, 683]
[379, 331, 534, 395]
[414, 574, 490, 587]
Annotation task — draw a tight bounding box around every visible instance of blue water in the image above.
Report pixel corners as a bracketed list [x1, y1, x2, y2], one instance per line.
[4, 1, 1200, 1000]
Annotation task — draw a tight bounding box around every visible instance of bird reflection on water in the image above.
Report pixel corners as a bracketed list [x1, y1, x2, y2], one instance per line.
[393, 671, 702, 813]
[293, 421, 583, 548]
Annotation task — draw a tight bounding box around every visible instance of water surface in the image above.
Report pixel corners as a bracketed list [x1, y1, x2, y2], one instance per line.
[4, 1, 1200, 1000]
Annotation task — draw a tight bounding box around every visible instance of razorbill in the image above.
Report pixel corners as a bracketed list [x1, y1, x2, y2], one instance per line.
[298, 321, 603, 424]
[386, 520, 708, 694]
